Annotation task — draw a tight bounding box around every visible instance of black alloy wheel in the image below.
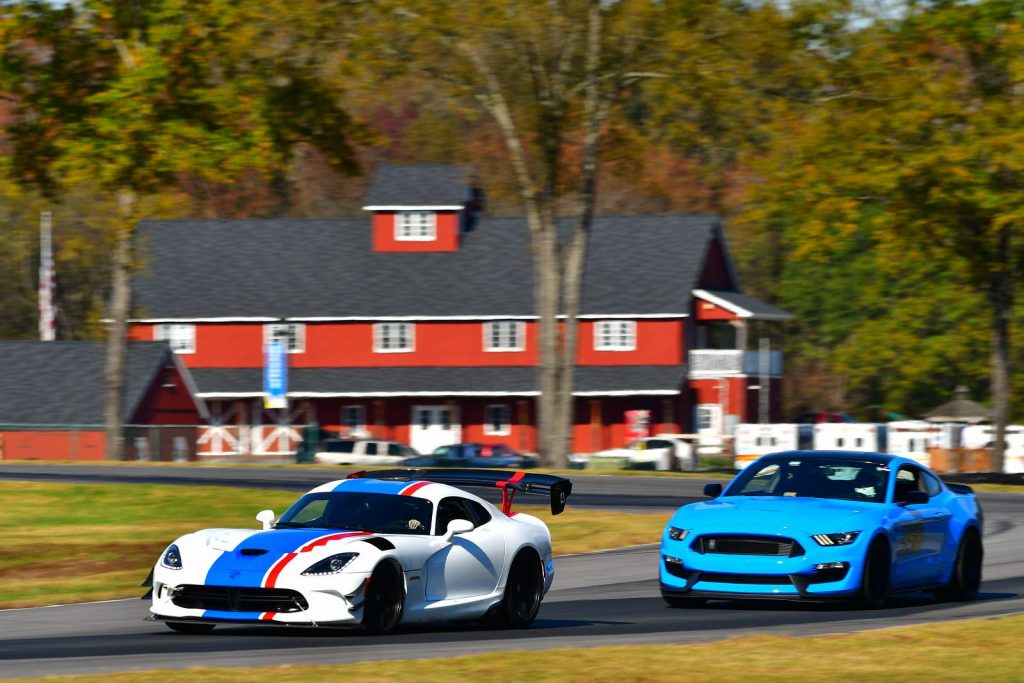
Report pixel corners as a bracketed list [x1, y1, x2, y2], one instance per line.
[858, 538, 891, 609]
[363, 562, 405, 634]
[501, 551, 543, 628]
[937, 529, 983, 602]
[165, 621, 216, 634]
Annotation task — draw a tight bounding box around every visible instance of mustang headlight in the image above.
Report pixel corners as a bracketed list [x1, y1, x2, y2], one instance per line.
[812, 531, 860, 546]
[301, 552, 359, 576]
[161, 544, 183, 570]
[668, 526, 689, 541]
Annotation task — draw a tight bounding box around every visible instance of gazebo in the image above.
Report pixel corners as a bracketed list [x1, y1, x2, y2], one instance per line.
[923, 386, 993, 425]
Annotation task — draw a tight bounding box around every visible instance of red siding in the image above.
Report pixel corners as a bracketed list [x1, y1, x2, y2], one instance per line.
[570, 396, 682, 452]
[0, 430, 105, 461]
[575, 320, 684, 366]
[372, 211, 461, 252]
[694, 299, 738, 321]
[129, 364, 205, 425]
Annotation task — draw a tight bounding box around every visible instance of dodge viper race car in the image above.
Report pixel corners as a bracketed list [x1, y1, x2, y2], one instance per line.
[660, 450, 983, 608]
[146, 469, 571, 634]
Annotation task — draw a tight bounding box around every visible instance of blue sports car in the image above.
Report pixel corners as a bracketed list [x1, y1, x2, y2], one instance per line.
[660, 450, 983, 608]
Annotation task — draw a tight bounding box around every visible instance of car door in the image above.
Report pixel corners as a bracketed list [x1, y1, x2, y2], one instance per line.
[424, 497, 506, 601]
[890, 465, 947, 588]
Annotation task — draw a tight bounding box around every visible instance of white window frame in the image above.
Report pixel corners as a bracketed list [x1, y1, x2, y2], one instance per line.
[264, 322, 305, 354]
[483, 320, 525, 352]
[154, 323, 195, 354]
[395, 211, 437, 241]
[342, 405, 366, 433]
[374, 322, 415, 353]
[484, 404, 511, 436]
[594, 320, 636, 351]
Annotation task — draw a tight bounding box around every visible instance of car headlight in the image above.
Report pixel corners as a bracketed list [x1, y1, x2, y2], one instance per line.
[161, 544, 183, 570]
[668, 527, 689, 541]
[301, 552, 359, 576]
[812, 531, 860, 546]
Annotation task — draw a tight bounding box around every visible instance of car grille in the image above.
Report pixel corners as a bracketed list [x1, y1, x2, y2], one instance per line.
[692, 534, 805, 557]
[171, 585, 308, 613]
[696, 571, 792, 586]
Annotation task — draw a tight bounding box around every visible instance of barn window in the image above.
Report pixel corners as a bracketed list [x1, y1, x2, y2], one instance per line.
[154, 323, 195, 354]
[264, 323, 305, 354]
[483, 321, 524, 351]
[374, 322, 415, 352]
[594, 320, 636, 351]
[484, 404, 511, 435]
[395, 212, 436, 241]
[343, 405, 365, 433]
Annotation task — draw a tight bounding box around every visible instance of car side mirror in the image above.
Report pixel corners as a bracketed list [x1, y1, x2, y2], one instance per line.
[703, 483, 723, 498]
[256, 509, 276, 530]
[443, 518, 475, 542]
[899, 490, 929, 506]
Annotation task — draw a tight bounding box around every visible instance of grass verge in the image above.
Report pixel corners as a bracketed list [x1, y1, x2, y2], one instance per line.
[7, 614, 1024, 682]
[0, 481, 668, 609]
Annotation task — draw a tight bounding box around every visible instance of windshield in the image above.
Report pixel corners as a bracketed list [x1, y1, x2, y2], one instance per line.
[728, 458, 889, 503]
[276, 492, 433, 534]
[323, 441, 356, 454]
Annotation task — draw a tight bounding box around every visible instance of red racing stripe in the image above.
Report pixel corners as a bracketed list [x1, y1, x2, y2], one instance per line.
[400, 481, 432, 497]
[263, 531, 371, 588]
[260, 612, 275, 621]
[508, 471, 526, 483]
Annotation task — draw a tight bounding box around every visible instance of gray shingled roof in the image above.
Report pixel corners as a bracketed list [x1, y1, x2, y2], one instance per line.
[363, 164, 470, 207]
[697, 290, 793, 320]
[189, 365, 686, 396]
[0, 341, 178, 425]
[133, 215, 719, 319]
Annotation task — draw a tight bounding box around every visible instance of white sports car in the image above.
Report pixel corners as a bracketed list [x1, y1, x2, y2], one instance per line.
[146, 469, 572, 634]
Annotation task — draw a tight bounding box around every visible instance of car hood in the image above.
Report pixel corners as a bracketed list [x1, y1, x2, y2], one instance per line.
[672, 496, 881, 535]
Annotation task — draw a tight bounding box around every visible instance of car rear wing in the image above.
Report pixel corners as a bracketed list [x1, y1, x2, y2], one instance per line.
[946, 482, 974, 496]
[348, 468, 572, 516]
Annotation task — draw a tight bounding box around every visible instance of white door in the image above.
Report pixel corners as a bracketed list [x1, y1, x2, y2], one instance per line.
[425, 498, 506, 600]
[695, 404, 723, 455]
[410, 405, 461, 454]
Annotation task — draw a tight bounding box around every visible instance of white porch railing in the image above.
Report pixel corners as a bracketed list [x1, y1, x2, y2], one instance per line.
[689, 350, 784, 378]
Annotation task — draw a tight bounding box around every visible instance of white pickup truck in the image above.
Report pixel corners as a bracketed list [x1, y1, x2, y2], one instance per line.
[313, 438, 420, 466]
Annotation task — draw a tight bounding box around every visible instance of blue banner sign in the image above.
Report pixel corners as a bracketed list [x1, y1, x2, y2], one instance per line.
[263, 341, 288, 409]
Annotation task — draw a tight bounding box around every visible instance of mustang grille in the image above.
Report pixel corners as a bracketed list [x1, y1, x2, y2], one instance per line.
[171, 585, 308, 613]
[693, 535, 805, 557]
[695, 571, 792, 586]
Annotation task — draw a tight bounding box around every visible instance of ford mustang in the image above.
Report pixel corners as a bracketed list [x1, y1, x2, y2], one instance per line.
[146, 469, 571, 633]
[660, 450, 983, 608]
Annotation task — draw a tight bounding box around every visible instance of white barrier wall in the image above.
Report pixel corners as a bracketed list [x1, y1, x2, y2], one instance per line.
[962, 425, 1024, 473]
[733, 424, 813, 470]
[887, 421, 964, 468]
[812, 423, 886, 453]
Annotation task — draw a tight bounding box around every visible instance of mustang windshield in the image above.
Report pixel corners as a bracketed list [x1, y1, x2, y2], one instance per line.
[276, 492, 433, 535]
[728, 458, 889, 503]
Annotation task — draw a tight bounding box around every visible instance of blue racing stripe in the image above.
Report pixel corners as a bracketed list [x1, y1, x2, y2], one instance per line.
[203, 529, 357, 588]
[333, 479, 410, 494]
[201, 610, 266, 621]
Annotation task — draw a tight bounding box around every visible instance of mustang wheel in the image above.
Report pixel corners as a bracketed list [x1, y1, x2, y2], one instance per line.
[165, 622, 216, 634]
[363, 561, 404, 634]
[500, 550, 543, 628]
[937, 529, 983, 602]
[858, 538, 891, 609]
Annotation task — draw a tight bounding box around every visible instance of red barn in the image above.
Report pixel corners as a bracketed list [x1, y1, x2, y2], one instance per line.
[0, 341, 207, 460]
[126, 165, 791, 457]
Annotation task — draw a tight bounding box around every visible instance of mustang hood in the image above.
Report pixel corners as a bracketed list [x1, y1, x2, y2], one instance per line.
[675, 496, 878, 535]
[194, 528, 370, 588]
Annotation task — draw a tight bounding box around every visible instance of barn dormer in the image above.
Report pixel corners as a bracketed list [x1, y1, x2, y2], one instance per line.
[363, 164, 483, 252]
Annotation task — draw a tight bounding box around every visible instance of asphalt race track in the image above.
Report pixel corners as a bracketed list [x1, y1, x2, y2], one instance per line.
[1, 465, 1023, 678]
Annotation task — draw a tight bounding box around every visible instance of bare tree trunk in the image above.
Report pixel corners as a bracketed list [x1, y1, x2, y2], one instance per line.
[104, 190, 135, 460]
[989, 224, 1012, 473]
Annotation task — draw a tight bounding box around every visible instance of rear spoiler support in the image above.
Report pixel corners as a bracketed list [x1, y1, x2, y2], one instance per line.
[348, 468, 572, 515]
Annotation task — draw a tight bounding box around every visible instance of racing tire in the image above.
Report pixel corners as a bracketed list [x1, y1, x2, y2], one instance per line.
[165, 622, 216, 634]
[363, 561, 405, 635]
[498, 550, 543, 629]
[936, 529, 983, 602]
[857, 537, 891, 609]
[663, 595, 706, 608]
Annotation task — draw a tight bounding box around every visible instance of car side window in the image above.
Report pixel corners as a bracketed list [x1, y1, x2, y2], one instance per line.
[387, 443, 403, 456]
[467, 500, 492, 526]
[435, 497, 482, 535]
[894, 466, 925, 502]
[923, 471, 943, 498]
[364, 442, 378, 456]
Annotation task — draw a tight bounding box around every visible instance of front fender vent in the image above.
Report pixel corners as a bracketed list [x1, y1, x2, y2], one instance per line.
[363, 537, 395, 551]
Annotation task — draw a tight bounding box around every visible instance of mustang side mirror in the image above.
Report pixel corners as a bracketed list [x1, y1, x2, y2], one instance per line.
[703, 483, 723, 498]
[443, 518, 475, 542]
[899, 490, 929, 506]
[256, 509, 276, 530]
